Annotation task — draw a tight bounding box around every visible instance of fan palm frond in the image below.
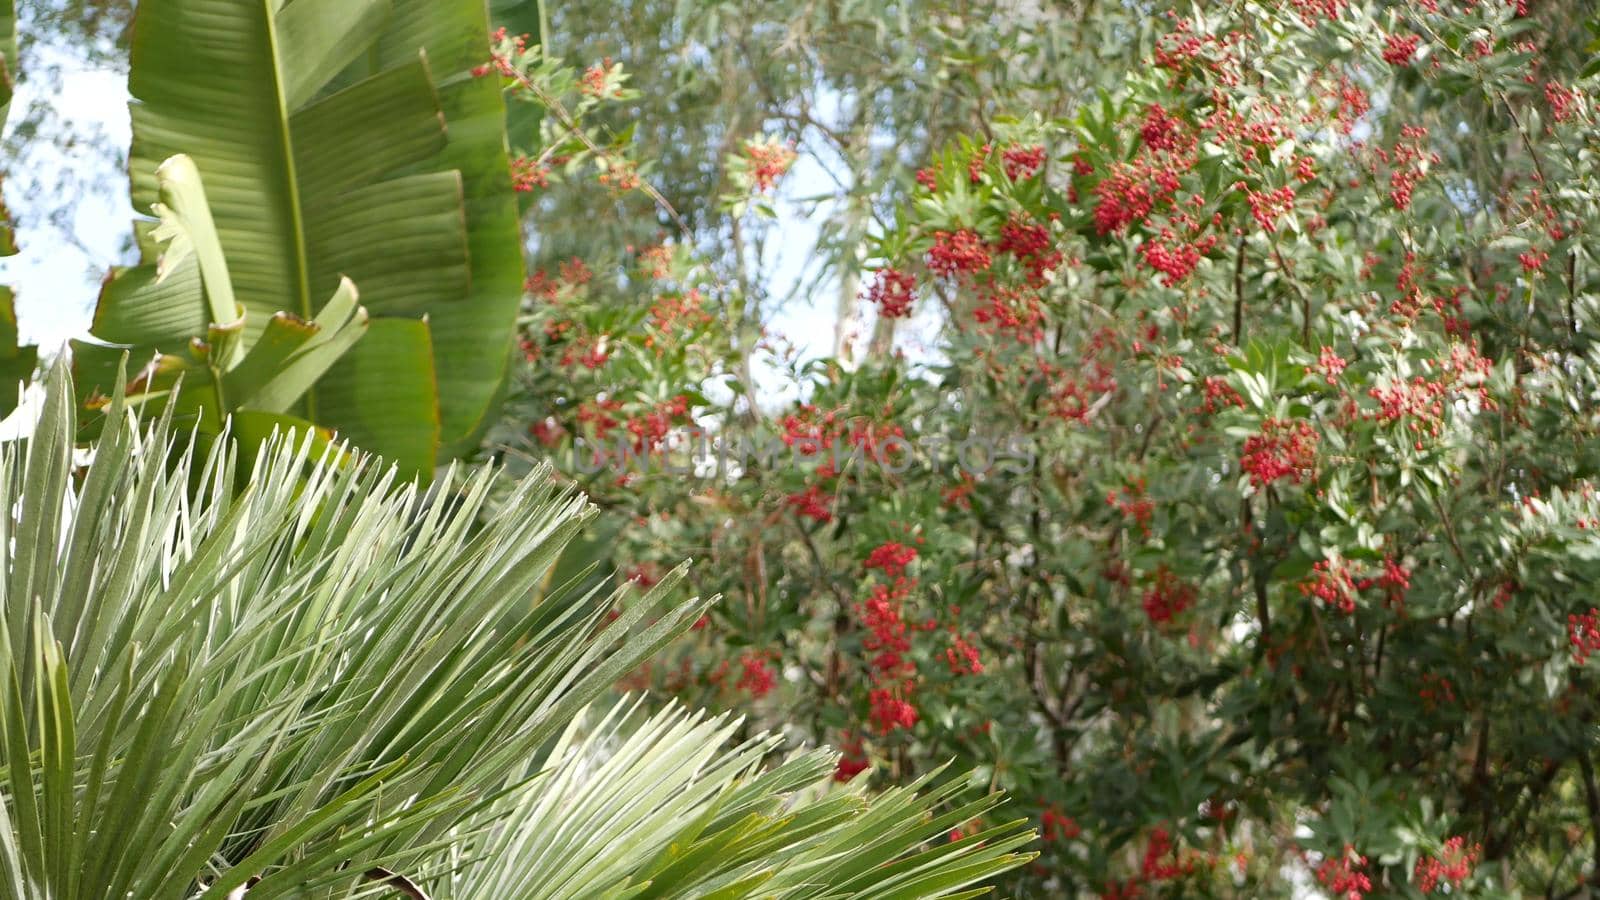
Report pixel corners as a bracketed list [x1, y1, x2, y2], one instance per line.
[0, 359, 1033, 899]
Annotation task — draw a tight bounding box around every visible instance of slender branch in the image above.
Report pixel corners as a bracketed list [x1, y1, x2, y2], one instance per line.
[1372, 620, 1387, 684]
[1269, 244, 1311, 345]
[1491, 757, 1564, 861]
[1251, 541, 1272, 663]
[1420, 483, 1471, 585]
[1546, 839, 1577, 900]
[1567, 249, 1579, 338]
[793, 517, 853, 611]
[1233, 237, 1247, 346]
[1495, 88, 1553, 189]
[1580, 753, 1600, 886]
[506, 69, 689, 234]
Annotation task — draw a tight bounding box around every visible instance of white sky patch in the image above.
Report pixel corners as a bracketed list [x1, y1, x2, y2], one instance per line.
[0, 37, 135, 349]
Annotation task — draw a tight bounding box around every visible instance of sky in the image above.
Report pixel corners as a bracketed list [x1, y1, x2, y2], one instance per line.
[0, 46, 841, 359]
[0, 33, 135, 352]
[0, 19, 898, 414]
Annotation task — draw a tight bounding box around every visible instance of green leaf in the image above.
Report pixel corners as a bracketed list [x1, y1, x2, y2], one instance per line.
[90, 0, 525, 478]
[357, 0, 529, 458]
[0, 290, 35, 418]
[313, 317, 439, 481]
[225, 277, 369, 414]
[149, 154, 241, 335]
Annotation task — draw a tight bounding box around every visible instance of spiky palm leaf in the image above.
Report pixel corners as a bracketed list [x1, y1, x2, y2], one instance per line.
[0, 359, 1034, 898]
[438, 699, 1036, 900]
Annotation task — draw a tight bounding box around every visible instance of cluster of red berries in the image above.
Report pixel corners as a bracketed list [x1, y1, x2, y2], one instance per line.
[1330, 76, 1372, 135]
[510, 155, 550, 192]
[1140, 826, 1196, 880]
[1368, 376, 1447, 437]
[1310, 346, 1348, 384]
[524, 256, 593, 303]
[1001, 144, 1047, 180]
[859, 584, 913, 676]
[643, 288, 713, 352]
[780, 403, 842, 456]
[1418, 672, 1458, 710]
[634, 242, 673, 278]
[845, 417, 910, 464]
[867, 686, 918, 734]
[833, 732, 870, 782]
[597, 161, 642, 192]
[996, 217, 1061, 287]
[735, 650, 776, 698]
[965, 144, 992, 183]
[527, 417, 564, 447]
[1142, 567, 1196, 625]
[1377, 556, 1412, 611]
[927, 229, 993, 278]
[1382, 33, 1421, 66]
[866, 267, 917, 318]
[1107, 481, 1155, 537]
[1098, 825, 1208, 898]
[973, 286, 1048, 343]
[1287, 0, 1347, 22]
[555, 334, 610, 370]
[1413, 837, 1479, 893]
[860, 575, 918, 733]
[744, 139, 798, 192]
[1140, 103, 1185, 151]
[1092, 163, 1164, 236]
[944, 634, 984, 675]
[575, 398, 624, 440]
[1298, 555, 1412, 616]
[625, 395, 692, 452]
[1546, 81, 1579, 123]
[786, 484, 832, 523]
[1139, 230, 1213, 284]
[580, 61, 613, 98]
[1569, 608, 1600, 666]
[1300, 558, 1360, 613]
[1200, 376, 1246, 413]
[1151, 16, 1244, 79]
[857, 537, 945, 734]
[1040, 808, 1080, 842]
[864, 541, 918, 577]
[1377, 127, 1436, 211]
[1243, 184, 1296, 233]
[1240, 418, 1318, 488]
[471, 27, 527, 79]
[1315, 846, 1372, 900]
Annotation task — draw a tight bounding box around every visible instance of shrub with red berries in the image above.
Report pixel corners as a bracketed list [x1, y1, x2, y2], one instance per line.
[500, 0, 1600, 894]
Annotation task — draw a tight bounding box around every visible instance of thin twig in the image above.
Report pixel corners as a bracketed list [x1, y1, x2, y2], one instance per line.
[1580, 754, 1600, 887]
[1233, 237, 1247, 345]
[507, 69, 689, 234]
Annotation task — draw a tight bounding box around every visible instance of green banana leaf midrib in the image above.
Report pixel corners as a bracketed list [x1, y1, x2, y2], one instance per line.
[259, 0, 322, 419]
